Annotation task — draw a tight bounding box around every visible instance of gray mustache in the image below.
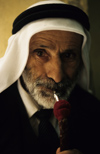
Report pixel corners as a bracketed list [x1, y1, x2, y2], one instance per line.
[35, 77, 73, 95]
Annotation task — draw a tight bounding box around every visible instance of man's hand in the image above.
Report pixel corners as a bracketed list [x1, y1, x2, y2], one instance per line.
[56, 147, 83, 154]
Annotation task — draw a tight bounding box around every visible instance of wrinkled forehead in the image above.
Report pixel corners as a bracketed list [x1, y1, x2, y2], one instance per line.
[29, 30, 83, 49]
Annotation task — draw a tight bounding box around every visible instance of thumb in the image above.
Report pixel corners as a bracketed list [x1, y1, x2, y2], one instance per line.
[56, 147, 60, 154]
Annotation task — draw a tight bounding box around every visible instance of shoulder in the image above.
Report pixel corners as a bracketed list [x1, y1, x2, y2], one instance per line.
[69, 85, 100, 113]
[0, 82, 20, 115]
[0, 82, 18, 100]
[70, 84, 100, 103]
[71, 85, 99, 101]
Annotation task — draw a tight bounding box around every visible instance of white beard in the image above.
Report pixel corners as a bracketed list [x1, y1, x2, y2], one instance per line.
[22, 70, 76, 109]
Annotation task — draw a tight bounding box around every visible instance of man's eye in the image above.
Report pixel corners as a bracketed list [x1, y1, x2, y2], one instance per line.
[61, 51, 77, 62]
[34, 49, 47, 57]
[32, 49, 49, 62]
[65, 52, 76, 59]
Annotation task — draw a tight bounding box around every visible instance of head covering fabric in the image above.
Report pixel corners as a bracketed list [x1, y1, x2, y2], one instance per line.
[0, 0, 91, 93]
[12, 2, 90, 34]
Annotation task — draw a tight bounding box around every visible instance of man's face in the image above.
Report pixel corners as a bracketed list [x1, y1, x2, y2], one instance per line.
[22, 30, 83, 109]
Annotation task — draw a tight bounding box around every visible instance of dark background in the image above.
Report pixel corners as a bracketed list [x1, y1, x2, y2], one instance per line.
[88, 0, 100, 100]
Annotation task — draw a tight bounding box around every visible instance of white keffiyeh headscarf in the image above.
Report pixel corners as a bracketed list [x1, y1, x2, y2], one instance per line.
[0, 0, 91, 93]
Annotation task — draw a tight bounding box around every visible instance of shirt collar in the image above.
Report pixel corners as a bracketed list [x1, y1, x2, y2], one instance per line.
[17, 79, 41, 118]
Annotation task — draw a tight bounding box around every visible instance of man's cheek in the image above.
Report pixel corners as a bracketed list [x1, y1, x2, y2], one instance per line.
[67, 64, 80, 79]
[29, 66, 45, 81]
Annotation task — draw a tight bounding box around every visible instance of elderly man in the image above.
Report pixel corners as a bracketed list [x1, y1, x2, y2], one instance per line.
[0, 1, 100, 154]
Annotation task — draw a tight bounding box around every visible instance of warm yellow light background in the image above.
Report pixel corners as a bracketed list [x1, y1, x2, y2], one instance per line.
[0, 0, 41, 57]
[0, 0, 100, 100]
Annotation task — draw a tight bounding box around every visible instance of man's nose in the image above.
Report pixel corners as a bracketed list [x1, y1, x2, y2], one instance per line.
[45, 58, 66, 83]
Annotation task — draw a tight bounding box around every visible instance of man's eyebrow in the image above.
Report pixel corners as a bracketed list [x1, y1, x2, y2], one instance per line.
[63, 49, 75, 53]
[39, 45, 49, 48]
[39, 44, 55, 50]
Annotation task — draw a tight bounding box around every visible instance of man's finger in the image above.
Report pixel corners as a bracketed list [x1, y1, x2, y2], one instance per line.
[56, 147, 60, 154]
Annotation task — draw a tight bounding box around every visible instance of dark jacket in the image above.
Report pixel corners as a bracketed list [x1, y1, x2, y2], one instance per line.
[0, 82, 100, 154]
